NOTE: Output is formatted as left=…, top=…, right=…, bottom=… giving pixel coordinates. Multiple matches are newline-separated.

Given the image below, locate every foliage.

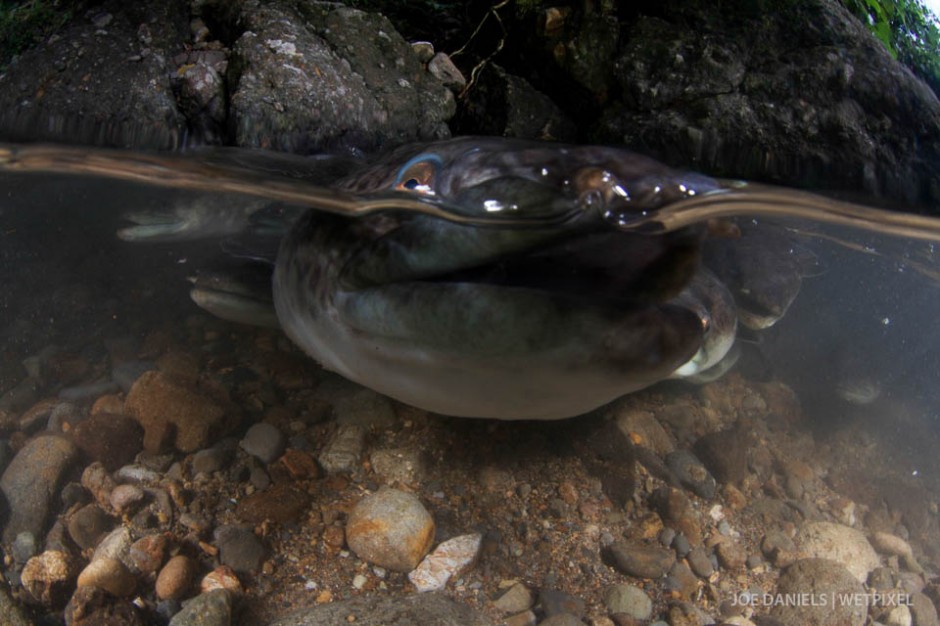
left=0, top=0, right=80, bottom=67
left=841, top=0, right=940, bottom=94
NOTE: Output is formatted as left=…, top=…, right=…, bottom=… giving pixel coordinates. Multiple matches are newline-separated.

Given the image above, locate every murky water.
left=1, top=141, right=939, bottom=623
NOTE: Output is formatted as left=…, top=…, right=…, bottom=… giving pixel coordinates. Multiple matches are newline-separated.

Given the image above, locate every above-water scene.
left=1, top=1, right=940, bottom=625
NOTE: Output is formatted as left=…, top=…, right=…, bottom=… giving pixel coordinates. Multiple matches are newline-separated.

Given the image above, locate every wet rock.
left=235, top=483, right=309, bottom=524
left=64, top=585, right=145, bottom=626
left=110, top=483, right=146, bottom=513
left=1, top=434, right=79, bottom=543
left=427, top=53, right=466, bottom=92
left=687, top=547, right=714, bottom=578
left=665, top=449, right=717, bottom=499
left=408, top=533, right=482, bottom=592
left=129, top=533, right=168, bottom=576
left=318, top=423, right=366, bottom=474
left=667, top=601, right=711, bottom=626
left=268, top=591, right=493, bottom=625
left=239, top=422, right=286, bottom=464
left=614, top=407, right=676, bottom=455
left=604, top=584, right=652, bottom=620
left=93, top=527, right=133, bottom=565
left=215, top=525, right=266, bottom=575
left=371, top=447, right=425, bottom=485
left=493, top=583, right=534, bottom=613
left=604, top=541, right=676, bottom=579
left=540, top=616, right=585, bottom=626
left=192, top=447, right=228, bottom=475
left=911, top=592, right=939, bottom=626
left=12, top=530, right=37, bottom=565
left=157, top=555, right=197, bottom=600
left=795, top=521, right=880, bottom=583
left=68, top=503, right=113, bottom=550
left=504, top=610, right=537, bottom=626
left=77, top=556, right=136, bottom=597
left=666, top=561, right=700, bottom=599
left=114, top=463, right=161, bottom=484
left=346, top=487, right=435, bottom=572
left=125, top=371, right=233, bottom=454
left=81, top=461, right=117, bottom=510
left=0, top=2, right=186, bottom=149
left=229, top=3, right=453, bottom=153
left=0, top=582, right=31, bottom=625
left=168, top=589, right=232, bottom=626
left=649, top=487, right=702, bottom=546
left=715, top=540, right=747, bottom=571
left=693, top=427, right=750, bottom=484
left=21, top=550, right=78, bottom=606
left=885, top=605, right=913, bottom=626
left=201, top=566, right=243, bottom=595
left=770, top=558, right=866, bottom=626
left=869, top=531, right=914, bottom=558
left=540, top=588, right=585, bottom=618
left=332, top=387, right=397, bottom=429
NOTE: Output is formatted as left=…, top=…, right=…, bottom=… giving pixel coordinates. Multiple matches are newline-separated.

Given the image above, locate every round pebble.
left=345, top=487, right=435, bottom=572
left=77, top=556, right=137, bottom=597
left=156, top=555, right=196, bottom=600
left=604, top=584, right=652, bottom=620
left=239, top=422, right=286, bottom=464
left=215, top=525, right=267, bottom=575
left=110, top=483, right=146, bottom=513
left=68, top=504, right=112, bottom=550
left=21, top=550, right=77, bottom=606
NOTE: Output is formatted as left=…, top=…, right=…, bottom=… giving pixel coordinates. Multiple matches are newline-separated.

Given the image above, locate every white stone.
left=408, top=533, right=482, bottom=593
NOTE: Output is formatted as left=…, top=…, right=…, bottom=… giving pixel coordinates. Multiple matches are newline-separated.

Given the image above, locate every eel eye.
left=393, top=154, right=442, bottom=195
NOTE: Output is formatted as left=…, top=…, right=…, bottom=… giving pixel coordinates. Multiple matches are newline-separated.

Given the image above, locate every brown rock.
left=77, top=557, right=137, bottom=597
left=715, top=540, right=747, bottom=571
left=693, top=427, right=750, bottom=484
left=70, top=413, right=144, bottom=472
left=64, top=585, right=145, bottom=626
left=91, top=394, right=125, bottom=415
left=346, top=488, right=435, bottom=572
left=124, top=370, right=233, bottom=453
left=67, top=504, right=113, bottom=551
left=81, top=462, right=117, bottom=511
left=156, top=555, right=196, bottom=600
left=278, top=448, right=320, bottom=479
left=235, top=483, right=310, bottom=524
left=128, top=534, right=168, bottom=576
left=21, top=550, right=77, bottom=606
left=604, top=541, right=676, bottom=579
left=650, top=487, right=702, bottom=546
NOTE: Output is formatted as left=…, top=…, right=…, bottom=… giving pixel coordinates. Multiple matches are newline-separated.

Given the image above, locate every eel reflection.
left=3, top=137, right=938, bottom=418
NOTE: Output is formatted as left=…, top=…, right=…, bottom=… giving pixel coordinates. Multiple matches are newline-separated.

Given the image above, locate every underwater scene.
left=1, top=1, right=940, bottom=626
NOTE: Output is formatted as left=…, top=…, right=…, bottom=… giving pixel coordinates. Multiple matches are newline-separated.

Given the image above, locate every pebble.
left=93, top=527, right=133, bottom=565
left=715, top=540, right=747, bottom=571
left=346, top=487, right=435, bottom=572
left=649, top=487, right=702, bottom=545
left=77, top=556, right=137, bottom=597
left=665, top=449, right=717, bottom=499
left=493, top=583, right=534, bottom=613
left=235, top=483, right=310, bottom=524
left=428, top=52, right=467, bottom=92
left=125, top=370, right=230, bottom=453
left=614, top=407, right=676, bottom=455
left=21, top=549, right=77, bottom=605
left=192, top=447, right=228, bottom=475
left=770, top=558, right=866, bottom=626
left=239, top=422, right=286, bottom=464
left=539, top=614, right=585, bottom=626
left=319, top=423, right=366, bottom=474
left=110, top=483, right=146, bottom=513
left=12, top=531, right=37, bottom=565
left=331, top=387, right=397, bottom=428
left=665, top=561, right=700, bottom=599
left=201, top=566, right=243, bottom=595
left=795, top=521, right=881, bottom=583
left=885, top=605, right=913, bottom=626
left=266, top=591, right=491, bottom=625
left=114, top=463, right=162, bottom=484
left=168, top=589, right=232, bottom=626
left=68, top=503, right=113, bottom=550
left=157, top=555, right=197, bottom=600
left=215, top=525, right=267, bottom=575
left=371, top=447, right=425, bottom=484
left=604, top=584, right=652, bottom=620
left=869, top=531, right=914, bottom=558
left=82, top=461, right=117, bottom=510
left=911, top=592, right=939, bottom=626
left=687, top=547, right=714, bottom=578
left=64, top=585, right=146, bottom=626
left=408, top=533, right=482, bottom=592
left=604, top=541, right=676, bottom=579
left=129, top=533, right=168, bottom=576
left=540, top=588, right=585, bottom=618
left=505, top=610, right=537, bottom=626
left=0, top=434, right=79, bottom=543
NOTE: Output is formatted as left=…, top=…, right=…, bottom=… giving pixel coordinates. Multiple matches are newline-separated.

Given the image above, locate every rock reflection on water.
left=0, top=157, right=939, bottom=625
